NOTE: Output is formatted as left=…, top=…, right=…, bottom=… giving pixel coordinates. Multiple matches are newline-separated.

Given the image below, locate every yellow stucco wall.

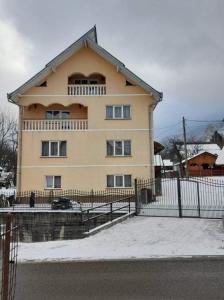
left=17, top=47, right=155, bottom=191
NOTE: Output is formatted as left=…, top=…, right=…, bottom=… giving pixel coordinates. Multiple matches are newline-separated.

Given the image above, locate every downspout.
left=148, top=104, right=155, bottom=181
left=17, top=105, right=23, bottom=194
left=148, top=92, right=162, bottom=180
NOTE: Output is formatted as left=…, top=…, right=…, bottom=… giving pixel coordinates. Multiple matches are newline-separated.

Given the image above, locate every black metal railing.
left=81, top=196, right=134, bottom=232
left=0, top=189, right=135, bottom=211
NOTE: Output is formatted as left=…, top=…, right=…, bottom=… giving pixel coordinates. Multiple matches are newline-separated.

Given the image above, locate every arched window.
left=68, top=73, right=105, bottom=85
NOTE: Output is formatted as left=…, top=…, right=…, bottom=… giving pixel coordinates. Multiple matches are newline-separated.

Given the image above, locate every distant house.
left=154, top=155, right=174, bottom=177
left=175, top=147, right=224, bottom=176
left=173, top=142, right=224, bottom=176
left=181, top=151, right=219, bottom=176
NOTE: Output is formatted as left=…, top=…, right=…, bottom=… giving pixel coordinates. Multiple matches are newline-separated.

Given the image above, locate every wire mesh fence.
left=0, top=214, right=18, bottom=300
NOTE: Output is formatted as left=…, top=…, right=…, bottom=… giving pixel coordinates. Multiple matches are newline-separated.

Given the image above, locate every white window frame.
left=45, top=175, right=62, bottom=189
left=106, top=174, right=132, bottom=188
left=46, top=110, right=70, bottom=119
left=41, top=141, right=67, bottom=157
left=106, top=105, right=131, bottom=119
left=107, top=140, right=131, bottom=156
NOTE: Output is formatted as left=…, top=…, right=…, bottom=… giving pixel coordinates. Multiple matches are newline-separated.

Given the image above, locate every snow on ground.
left=0, top=187, right=16, bottom=196
left=18, top=217, right=224, bottom=262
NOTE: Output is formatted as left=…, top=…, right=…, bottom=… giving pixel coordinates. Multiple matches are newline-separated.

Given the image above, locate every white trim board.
left=21, top=164, right=151, bottom=168
left=20, top=94, right=150, bottom=97
left=22, top=128, right=152, bottom=132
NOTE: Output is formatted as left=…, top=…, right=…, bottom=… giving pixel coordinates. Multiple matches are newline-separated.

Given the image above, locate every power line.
left=186, top=119, right=224, bottom=123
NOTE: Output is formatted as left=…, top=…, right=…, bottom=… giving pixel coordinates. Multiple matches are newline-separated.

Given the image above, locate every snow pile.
left=18, top=217, right=224, bottom=262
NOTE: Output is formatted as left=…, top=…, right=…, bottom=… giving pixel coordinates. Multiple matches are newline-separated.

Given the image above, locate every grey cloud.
left=0, top=0, right=224, bottom=136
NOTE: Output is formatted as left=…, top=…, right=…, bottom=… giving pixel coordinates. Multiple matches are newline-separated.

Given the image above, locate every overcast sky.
left=0, top=0, right=224, bottom=139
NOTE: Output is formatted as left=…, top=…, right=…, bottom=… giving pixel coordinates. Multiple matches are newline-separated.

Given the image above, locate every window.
left=46, top=176, right=61, bottom=189
left=106, top=105, right=130, bottom=119
left=106, top=140, right=131, bottom=156
left=107, top=175, right=132, bottom=188
left=42, top=141, right=67, bottom=157
left=46, top=111, right=70, bottom=119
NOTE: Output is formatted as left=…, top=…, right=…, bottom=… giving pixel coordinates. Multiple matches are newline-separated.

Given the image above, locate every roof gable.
left=8, top=26, right=162, bottom=104
left=183, top=151, right=218, bottom=163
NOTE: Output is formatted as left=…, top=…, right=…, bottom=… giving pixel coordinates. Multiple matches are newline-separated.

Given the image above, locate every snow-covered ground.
left=141, top=177, right=224, bottom=218
left=0, top=187, right=16, bottom=196
left=18, top=217, right=224, bottom=262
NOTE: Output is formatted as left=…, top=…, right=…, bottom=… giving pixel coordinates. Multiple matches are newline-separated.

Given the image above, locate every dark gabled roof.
left=8, top=26, right=163, bottom=104
left=154, top=141, right=164, bottom=154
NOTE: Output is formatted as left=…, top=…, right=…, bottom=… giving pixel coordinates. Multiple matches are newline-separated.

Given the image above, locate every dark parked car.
left=51, top=197, right=73, bottom=210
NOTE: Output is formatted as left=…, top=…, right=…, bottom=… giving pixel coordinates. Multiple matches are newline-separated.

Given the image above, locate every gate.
left=0, top=214, right=18, bottom=300
left=136, top=177, right=224, bottom=218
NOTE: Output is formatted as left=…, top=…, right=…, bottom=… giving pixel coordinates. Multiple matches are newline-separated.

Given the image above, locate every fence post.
left=2, top=213, right=12, bottom=300
left=87, top=210, right=90, bottom=232
left=196, top=182, right=201, bottom=218
left=134, top=178, right=139, bottom=216
left=110, top=202, right=113, bottom=222
left=177, top=176, right=182, bottom=218
left=91, top=189, right=94, bottom=209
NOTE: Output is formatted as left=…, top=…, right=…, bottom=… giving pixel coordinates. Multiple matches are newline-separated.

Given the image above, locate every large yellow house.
left=8, top=26, right=163, bottom=192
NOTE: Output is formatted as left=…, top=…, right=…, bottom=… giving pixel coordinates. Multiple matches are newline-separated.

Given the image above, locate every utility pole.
left=182, top=116, right=188, bottom=177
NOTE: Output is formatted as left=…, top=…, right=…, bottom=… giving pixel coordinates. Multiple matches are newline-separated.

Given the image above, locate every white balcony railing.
left=68, top=84, right=106, bottom=96
left=23, top=119, right=88, bottom=131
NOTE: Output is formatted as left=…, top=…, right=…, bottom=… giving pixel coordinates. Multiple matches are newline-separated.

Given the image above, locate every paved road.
left=15, top=258, right=224, bottom=300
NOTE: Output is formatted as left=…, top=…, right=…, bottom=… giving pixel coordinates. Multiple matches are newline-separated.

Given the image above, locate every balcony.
left=68, top=84, right=106, bottom=96
left=23, top=119, right=88, bottom=131
left=68, top=73, right=106, bottom=96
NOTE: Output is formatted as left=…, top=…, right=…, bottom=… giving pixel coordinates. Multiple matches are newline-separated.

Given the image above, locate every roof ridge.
left=46, top=26, right=97, bottom=67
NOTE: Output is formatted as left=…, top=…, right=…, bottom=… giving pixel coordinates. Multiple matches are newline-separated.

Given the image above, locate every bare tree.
left=0, top=111, right=17, bottom=183
left=162, top=137, right=184, bottom=163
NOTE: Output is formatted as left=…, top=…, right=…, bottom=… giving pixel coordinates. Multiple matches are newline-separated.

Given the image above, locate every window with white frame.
left=106, top=105, right=130, bottom=119
left=41, top=141, right=67, bottom=157
left=107, top=140, right=131, bottom=156
left=107, top=175, right=132, bottom=188
left=45, top=176, right=61, bottom=189
left=46, top=111, right=70, bottom=119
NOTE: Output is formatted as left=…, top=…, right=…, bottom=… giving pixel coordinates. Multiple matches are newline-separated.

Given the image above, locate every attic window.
left=126, top=80, right=134, bottom=86
left=37, top=81, right=47, bottom=87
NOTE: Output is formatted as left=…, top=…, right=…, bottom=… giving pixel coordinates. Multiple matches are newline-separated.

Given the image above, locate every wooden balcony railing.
left=68, top=84, right=106, bottom=96
left=23, top=119, right=88, bottom=131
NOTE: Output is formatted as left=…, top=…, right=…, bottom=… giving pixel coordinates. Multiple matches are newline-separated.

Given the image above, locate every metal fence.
left=0, top=214, right=18, bottom=300
left=0, top=189, right=135, bottom=212
left=82, top=195, right=133, bottom=232
left=136, top=177, right=224, bottom=218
